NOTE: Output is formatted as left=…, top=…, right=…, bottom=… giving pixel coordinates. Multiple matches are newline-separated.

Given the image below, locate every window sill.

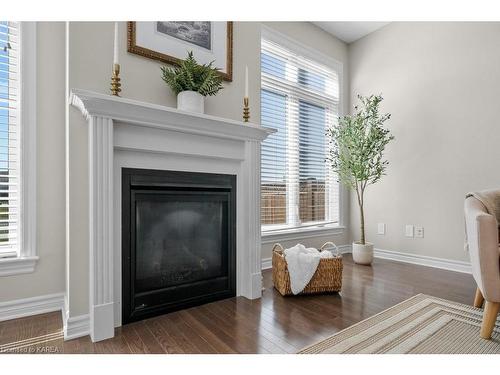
left=0, top=256, right=39, bottom=277
left=261, top=225, right=345, bottom=244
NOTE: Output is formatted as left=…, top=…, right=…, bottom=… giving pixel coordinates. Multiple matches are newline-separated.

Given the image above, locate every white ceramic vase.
left=352, top=241, right=374, bottom=265
left=177, top=90, right=204, bottom=114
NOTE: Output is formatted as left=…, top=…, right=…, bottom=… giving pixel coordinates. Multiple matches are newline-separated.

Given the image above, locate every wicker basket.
left=272, top=242, right=343, bottom=296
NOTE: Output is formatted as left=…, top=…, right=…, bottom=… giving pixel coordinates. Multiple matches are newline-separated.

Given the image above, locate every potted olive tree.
left=161, top=51, right=223, bottom=114
left=327, top=95, right=394, bottom=265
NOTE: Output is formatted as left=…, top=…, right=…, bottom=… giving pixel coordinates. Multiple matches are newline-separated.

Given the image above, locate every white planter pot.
left=177, top=91, right=204, bottom=114
left=352, top=242, right=374, bottom=265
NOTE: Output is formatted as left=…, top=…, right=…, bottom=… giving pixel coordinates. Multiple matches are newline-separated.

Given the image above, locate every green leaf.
left=160, top=51, right=223, bottom=96
left=326, top=94, right=394, bottom=244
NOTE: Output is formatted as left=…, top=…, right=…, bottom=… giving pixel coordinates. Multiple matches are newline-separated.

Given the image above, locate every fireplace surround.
left=69, top=89, right=274, bottom=342
left=122, top=168, right=236, bottom=324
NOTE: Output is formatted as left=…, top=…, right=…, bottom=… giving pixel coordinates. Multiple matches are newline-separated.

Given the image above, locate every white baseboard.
left=337, top=244, right=353, bottom=255
left=0, top=292, right=90, bottom=341
left=373, top=248, right=471, bottom=274
left=0, top=293, right=64, bottom=322
left=262, top=257, right=272, bottom=270
left=339, top=245, right=471, bottom=274
left=261, top=244, right=471, bottom=274
left=61, top=294, right=90, bottom=341
left=63, top=314, right=90, bottom=341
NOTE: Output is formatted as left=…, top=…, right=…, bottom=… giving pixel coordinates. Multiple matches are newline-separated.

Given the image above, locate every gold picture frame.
left=127, top=21, right=233, bottom=82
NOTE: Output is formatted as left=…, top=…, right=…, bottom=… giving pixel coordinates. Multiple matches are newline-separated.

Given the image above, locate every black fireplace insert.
left=122, top=168, right=236, bottom=324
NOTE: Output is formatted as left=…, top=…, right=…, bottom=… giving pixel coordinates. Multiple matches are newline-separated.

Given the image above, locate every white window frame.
left=260, top=26, right=347, bottom=243
left=0, top=22, right=37, bottom=276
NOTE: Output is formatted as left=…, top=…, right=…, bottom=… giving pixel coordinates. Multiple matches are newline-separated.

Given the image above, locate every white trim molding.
left=70, top=89, right=274, bottom=342
left=0, top=21, right=38, bottom=276
left=261, top=225, right=345, bottom=245
left=0, top=293, right=64, bottom=322
left=262, top=257, right=272, bottom=270
left=70, top=89, right=272, bottom=143
left=373, top=248, right=472, bottom=274
left=337, top=244, right=353, bottom=255
left=0, top=256, right=39, bottom=277
left=88, top=115, right=114, bottom=343
left=61, top=294, right=89, bottom=340
left=261, top=245, right=471, bottom=273
left=20, top=21, right=37, bottom=261
left=63, top=314, right=90, bottom=341
left=339, top=245, right=471, bottom=274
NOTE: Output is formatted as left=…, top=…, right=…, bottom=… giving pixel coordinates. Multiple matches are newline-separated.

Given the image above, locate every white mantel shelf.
left=69, top=89, right=274, bottom=343
left=70, top=89, right=274, bottom=142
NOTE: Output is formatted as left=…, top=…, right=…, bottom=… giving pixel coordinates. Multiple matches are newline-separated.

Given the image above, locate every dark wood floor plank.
left=145, top=318, right=184, bottom=354
left=156, top=313, right=203, bottom=353
left=0, top=255, right=476, bottom=354
left=219, top=299, right=299, bottom=353
left=160, top=312, right=218, bottom=354
left=122, top=321, right=151, bottom=353
left=178, top=309, right=237, bottom=354
left=193, top=303, right=270, bottom=353
left=208, top=300, right=286, bottom=354
left=92, top=328, right=132, bottom=354
left=230, top=297, right=313, bottom=344
left=129, top=321, right=165, bottom=354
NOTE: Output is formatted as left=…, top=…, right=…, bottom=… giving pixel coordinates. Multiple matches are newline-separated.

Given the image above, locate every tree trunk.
left=359, top=202, right=365, bottom=245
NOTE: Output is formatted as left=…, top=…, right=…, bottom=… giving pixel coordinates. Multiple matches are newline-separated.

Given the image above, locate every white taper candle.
left=113, top=22, right=119, bottom=65
left=245, top=65, right=249, bottom=98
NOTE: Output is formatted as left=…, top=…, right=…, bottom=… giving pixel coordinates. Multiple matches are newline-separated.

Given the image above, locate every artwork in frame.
left=128, top=21, right=233, bottom=81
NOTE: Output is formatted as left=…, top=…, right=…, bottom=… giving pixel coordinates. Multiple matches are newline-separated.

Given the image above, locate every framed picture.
left=127, top=21, right=233, bottom=81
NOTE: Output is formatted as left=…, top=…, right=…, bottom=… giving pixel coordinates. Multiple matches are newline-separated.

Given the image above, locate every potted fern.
left=161, top=51, right=223, bottom=114
left=327, top=95, right=394, bottom=265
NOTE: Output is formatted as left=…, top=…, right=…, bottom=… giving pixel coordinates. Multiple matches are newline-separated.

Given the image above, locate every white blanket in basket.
left=284, top=244, right=333, bottom=295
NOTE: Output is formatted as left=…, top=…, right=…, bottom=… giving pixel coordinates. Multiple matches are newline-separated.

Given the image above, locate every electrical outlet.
left=405, top=225, right=414, bottom=238
left=415, top=226, right=424, bottom=238
left=377, top=223, right=386, bottom=235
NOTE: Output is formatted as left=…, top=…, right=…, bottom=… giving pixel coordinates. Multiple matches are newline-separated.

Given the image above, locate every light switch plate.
left=405, top=224, right=414, bottom=237
left=377, top=223, right=386, bottom=235
left=415, top=226, right=424, bottom=238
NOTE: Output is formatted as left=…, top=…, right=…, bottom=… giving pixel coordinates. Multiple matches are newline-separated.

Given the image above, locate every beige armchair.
left=464, top=196, right=500, bottom=339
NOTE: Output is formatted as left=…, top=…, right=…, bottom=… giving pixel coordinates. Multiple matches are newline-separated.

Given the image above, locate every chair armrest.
left=468, top=212, right=500, bottom=302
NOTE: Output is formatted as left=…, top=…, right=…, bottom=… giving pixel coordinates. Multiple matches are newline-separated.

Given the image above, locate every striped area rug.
left=0, top=330, right=63, bottom=353
left=299, top=294, right=500, bottom=354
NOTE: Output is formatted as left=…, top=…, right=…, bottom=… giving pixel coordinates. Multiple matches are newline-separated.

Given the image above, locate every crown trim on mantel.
left=70, top=89, right=274, bottom=142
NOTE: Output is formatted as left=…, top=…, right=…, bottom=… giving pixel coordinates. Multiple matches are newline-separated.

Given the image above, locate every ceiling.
left=313, top=22, right=389, bottom=43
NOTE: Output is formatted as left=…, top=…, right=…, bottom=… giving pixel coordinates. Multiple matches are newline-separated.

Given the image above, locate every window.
left=0, top=22, right=20, bottom=258
left=261, top=35, right=340, bottom=233
left=0, top=21, right=37, bottom=275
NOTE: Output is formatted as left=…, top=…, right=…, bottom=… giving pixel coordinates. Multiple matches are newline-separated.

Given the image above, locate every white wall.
left=349, top=22, right=500, bottom=262
left=0, top=22, right=66, bottom=302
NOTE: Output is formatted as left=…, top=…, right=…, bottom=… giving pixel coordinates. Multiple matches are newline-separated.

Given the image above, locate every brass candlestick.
left=243, top=96, right=250, bottom=122
left=110, top=63, right=121, bottom=96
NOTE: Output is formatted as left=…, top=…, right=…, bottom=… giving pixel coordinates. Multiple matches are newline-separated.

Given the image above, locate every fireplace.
left=121, top=168, right=236, bottom=324
left=70, top=90, right=271, bottom=341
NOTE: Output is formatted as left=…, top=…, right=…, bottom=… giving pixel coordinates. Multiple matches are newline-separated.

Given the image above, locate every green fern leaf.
left=160, top=51, right=224, bottom=97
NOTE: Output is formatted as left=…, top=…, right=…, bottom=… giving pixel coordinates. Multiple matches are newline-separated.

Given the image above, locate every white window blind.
left=0, top=21, right=20, bottom=258
left=261, top=38, right=340, bottom=231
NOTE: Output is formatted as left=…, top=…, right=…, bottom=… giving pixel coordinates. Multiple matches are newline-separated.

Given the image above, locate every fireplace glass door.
left=122, top=169, right=236, bottom=324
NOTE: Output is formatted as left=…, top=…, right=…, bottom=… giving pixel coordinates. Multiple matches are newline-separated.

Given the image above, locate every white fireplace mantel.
left=69, top=89, right=274, bottom=342
left=71, top=89, right=272, bottom=142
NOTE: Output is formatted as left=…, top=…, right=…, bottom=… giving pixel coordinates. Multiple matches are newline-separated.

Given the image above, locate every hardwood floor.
left=0, top=254, right=475, bottom=354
